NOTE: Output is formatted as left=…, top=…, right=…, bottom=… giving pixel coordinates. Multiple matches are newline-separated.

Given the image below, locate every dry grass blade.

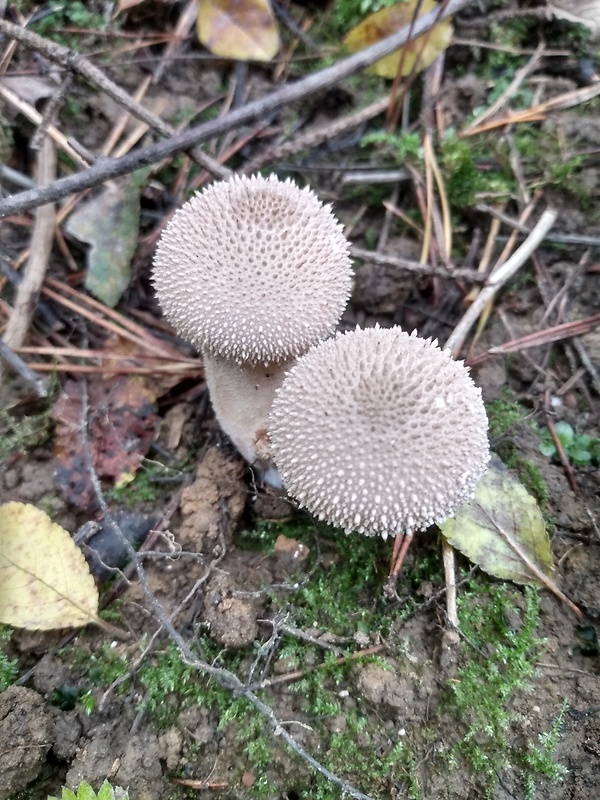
left=461, top=43, right=544, bottom=137
left=488, top=313, right=600, bottom=354
left=445, top=208, right=558, bottom=356
left=0, top=83, right=90, bottom=167
left=463, top=81, right=600, bottom=137
left=43, top=277, right=179, bottom=358
left=0, top=0, right=472, bottom=219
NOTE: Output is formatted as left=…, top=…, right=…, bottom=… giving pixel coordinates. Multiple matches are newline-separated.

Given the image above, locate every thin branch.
left=0, top=17, right=229, bottom=179
left=2, top=138, right=56, bottom=348
left=0, top=0, right=473, bottom=219
left=444, top=208, right=558, bottom=356
left=78, top=384, right=379, bottom=800
left=349, top=246, right=487, bottom=282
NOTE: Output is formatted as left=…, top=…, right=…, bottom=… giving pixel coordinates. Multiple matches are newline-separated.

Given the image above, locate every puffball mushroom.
left=152, top=174, right=352, bottom=482
left=269, top=326, right=490, bottom=543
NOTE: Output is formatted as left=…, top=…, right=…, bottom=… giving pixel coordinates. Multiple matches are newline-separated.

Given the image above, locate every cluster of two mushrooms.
left=153, top=175, right=490, bottom=575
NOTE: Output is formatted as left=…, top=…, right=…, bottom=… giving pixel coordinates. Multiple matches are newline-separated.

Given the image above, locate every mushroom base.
left=203, top=353, right=294, bottom=487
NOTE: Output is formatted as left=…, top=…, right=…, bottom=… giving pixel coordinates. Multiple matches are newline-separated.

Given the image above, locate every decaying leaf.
left=197, top=0, right=279, bottom=62
left=52, top=378, right=158, bottom=510
left=0, top=502, right=99, bottom=630
left=548, top=1, right=600, bottom=38
left=440, top=456, right=554, bottom=586
left=65, top=170, right=148, bottom=308
left=343, top=0, right=453, bottom=79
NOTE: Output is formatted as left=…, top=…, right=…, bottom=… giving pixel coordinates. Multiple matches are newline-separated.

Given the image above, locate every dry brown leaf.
left=52, top=377, right=158, bottom=510
left=197, top=0, right=279, bottom=62
left=344, top=0, right=453, bottom=79
left=0, top=502, right=99, bottom=631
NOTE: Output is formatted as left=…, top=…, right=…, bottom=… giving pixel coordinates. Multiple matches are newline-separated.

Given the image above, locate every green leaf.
left=440, top=456, right=554, bottom=586
left=65, top=169, right=149, bottom=308
left=539, top=441, right=556, bottom=458
left=50, top=790, right=77, bottom=800
left=76, top=784, right=97, bottom=800
left=96, top=782, right=114, bottom=800
left=569, top=449, right=592, bottom=465
left=573, top=433, right=593, bottom=449
left=554, top=421, right=574, bottom=448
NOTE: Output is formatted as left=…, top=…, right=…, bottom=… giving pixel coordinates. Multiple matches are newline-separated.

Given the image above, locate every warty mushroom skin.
left=269, top=326, right=490, bottom=538
left=152, top=174, right=353, bottom=480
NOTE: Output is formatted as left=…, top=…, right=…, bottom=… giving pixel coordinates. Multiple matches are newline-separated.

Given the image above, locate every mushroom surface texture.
left=268, top=326, right=490, bottom=538
left=152, top=173, right=353, bottom=364
left=152, top=174, right=353, bottom=483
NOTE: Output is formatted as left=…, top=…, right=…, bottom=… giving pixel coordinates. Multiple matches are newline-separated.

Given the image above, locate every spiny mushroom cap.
left=152, top=174, right=352, bottom=365
left=269, top=326, right=490, bottom=538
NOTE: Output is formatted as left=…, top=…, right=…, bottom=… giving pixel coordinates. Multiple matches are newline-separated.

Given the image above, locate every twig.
left=0, top=17, right=229, bottom=180
left=349, top=246, right=487, bottom=282
left=1, top=138, right=55, bottom=393
left=488, top=313, right=600, bottom=354
left=543, top=391, right=579, bottom=495
left=0, top=83, right=91, bottom=167
left=246, top=644, right=384, bottom=694
left=241, top=96, right=390, bottom=174
left=444, top=208, right=558, bottom=356
left=441, top=538, right=458, bottom=630
left=0, top=339, right=48, bottom=397
left=151, top=0, right=197, bottom=85
left=0, top=0, right=474, bottom=218
left=78, top=387, right=379, bottom=800
left=461, top=43, right=544, bottom=137
left=30, top=73, right=74, bottom=151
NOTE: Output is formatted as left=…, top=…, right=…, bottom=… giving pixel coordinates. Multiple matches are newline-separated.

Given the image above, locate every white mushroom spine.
left=151, top=174, right=353, bottom=481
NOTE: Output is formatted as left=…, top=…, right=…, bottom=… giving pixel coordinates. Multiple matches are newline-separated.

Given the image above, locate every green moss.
left=312, top=714, right=421, bottom=799
left=443, top=582, right=565, bottom=798
left=361, top=130, right=424, bottom=164
left=62, top=642, right=130, bottom=690
left=0, top=404, right=53, bottom=463
left=485, top=399, right=550, bottom=506
left=486, top=398, right=529, bottom=440
left=240, top=517, right=392, bottom=635
left=105, top=458, right=188, bottom=507
left=30, top=1, right=109, bottom=48
left=0, top=625, right=17, bottom=691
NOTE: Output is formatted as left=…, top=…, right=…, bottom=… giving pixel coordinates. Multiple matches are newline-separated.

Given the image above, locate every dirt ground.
left=1, top=2, right=600, bottom=799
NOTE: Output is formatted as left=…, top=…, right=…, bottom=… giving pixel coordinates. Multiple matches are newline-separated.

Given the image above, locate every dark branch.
left=0, top=0, right=472, bottom=218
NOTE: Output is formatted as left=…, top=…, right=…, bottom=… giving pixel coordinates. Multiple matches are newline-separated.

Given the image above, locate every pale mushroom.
left=268, top=325, right=490, bottom=566
left=152, top=174, right=352, bottom=483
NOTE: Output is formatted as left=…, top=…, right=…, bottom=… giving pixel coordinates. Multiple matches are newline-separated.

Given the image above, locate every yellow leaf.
left=0, top=502, right=99, bottom=631
left=197, top=0, right=280, bottom=62
left=343, top=0, right=453, bottom=79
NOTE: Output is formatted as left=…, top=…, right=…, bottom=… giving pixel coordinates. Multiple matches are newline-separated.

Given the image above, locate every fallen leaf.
left=53, top=378, right=158, bottom=510
left=197, top=0, right=279, bottom=62
left=65, top=169, right=149, bottom=308
left=0, top=502, right=99, bottom=630
left=548, top=1, right=600, bottom=38
left=440, top=456, right=554, bottom=586
left=344, top=0, right=453, bottom=79
left=0, top=75, right=57, bottom=105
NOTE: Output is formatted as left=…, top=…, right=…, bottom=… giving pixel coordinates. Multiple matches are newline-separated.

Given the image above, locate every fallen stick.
left=0, top=0, right=473, bottom=219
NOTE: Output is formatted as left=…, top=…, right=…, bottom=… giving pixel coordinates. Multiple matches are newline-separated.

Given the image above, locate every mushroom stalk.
left=203, top=353, right=293, bottom=487
left=152, top=174, right=353, bottom=482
